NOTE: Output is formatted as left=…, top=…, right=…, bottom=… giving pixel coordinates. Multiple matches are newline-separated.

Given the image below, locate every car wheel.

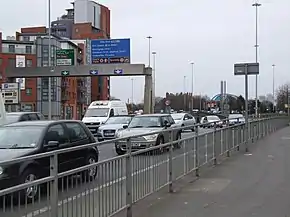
left=19, top=168, right=40, bottom=203
left=83, top=153, right=98, bottom=181
left=174, top=132, right=182, bottom=149
left=116, top=148, right=126, bottom=155
left=155, top=136, right=165, bottom=154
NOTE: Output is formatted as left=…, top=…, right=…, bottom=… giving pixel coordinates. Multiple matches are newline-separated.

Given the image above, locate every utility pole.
left=48, top=0, right=52, bottom=120
left=252, top=1, right=262, bottom=117
left=190, top=62, right=194, bottom=111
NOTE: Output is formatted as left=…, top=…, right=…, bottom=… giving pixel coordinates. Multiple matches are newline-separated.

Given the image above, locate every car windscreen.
left=4, top=115, right=21, bottom=125
left=171, top=114, right=184, bottom=120
left=128, top=116, right=161, bottom=128
left=84, top=108, right=109, bottom=117
left=105, top=116, right=131, bottom=124
left=0, top=126, right=44, bottom=149
left=229, top=114, right=244, bottom=119
left=207, top=116, right=220, bottom=121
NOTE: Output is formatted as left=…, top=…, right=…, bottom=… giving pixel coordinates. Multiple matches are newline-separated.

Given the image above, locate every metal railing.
left=0, top=115, right=288, bottom=217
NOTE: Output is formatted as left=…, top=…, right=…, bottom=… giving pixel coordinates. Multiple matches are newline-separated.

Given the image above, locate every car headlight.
left=143, top=134, right=158, bottom=141
left=0, top=166, right=3, bottom=175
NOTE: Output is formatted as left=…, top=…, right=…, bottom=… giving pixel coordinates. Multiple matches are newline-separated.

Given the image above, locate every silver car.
left=171, top=113, right=196, bottom=131
left=97, top=116, right=133, bottom=141
left=228, top=114, right=245, bottom=126
left=114, top=114, right=182, bottom=155
left=200, top=115, right=223, bottom=128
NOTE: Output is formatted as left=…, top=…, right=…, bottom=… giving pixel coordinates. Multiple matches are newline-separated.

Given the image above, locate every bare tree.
left=276, top=83, right=290, bottom=111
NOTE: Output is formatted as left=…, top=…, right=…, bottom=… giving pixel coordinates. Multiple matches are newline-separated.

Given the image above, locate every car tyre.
left=82, top=153, right=98, bottom=181
left=116, top=148, right=126, bottom=155
left=19, top=168, right=40, bottom=204
left=155, top=136, right=165, bottom=154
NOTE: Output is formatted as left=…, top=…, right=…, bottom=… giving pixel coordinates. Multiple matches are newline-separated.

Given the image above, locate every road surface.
left=131, top=127, right=290, bottom=217
left=1, top=127, right=228, bottom=217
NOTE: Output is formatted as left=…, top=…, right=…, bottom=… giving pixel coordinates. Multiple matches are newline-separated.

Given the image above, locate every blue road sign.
left=89, top=70, right=99, bottom=75
left=91, top=39, right=130, bottom=64
left=3, top=84, right=8, bottom=89
left=114, top=69, right=123, bottom=75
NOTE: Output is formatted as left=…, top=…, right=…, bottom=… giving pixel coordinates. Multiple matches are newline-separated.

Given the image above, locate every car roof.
left=4, top=120, right=83, bottom=127
left=135, top=113, right=170, bottom=117
left=6, top=112, right=41, bottom=116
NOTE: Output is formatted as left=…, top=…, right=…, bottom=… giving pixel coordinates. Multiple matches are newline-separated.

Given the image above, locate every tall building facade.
left=51, top=0, right=111, bottom=101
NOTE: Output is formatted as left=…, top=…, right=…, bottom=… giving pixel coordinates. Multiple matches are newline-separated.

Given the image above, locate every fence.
left=0, top=115, right=288, bottom=217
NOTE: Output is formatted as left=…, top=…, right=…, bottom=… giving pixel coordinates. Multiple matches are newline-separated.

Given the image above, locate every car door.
left=187, top=114, right=195, bottom=126
left=64, top=122, right=91, bottom=169
left=43, top=123, right=70, bottom=173
left=183, top=114, right=190, bottom=126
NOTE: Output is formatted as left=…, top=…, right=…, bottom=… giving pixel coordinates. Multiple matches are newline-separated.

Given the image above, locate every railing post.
left=226, top=120, right=230, bottom=157
left=194, top=125, right=199, bottom=177
left=126, top=138, right=133, bottom=217
left=168, top=130, right=174, bottom=193
left=50, top=153, right=58, bottom=217
left=213, top=122, right=217, bottom=165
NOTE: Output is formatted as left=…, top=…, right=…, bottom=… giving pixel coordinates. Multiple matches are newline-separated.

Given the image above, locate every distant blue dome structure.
left=211, top=93, right=238, bottom=101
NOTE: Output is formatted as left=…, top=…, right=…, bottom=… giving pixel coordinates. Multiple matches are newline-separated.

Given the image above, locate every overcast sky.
left=1, top=0, right=290, bottom=103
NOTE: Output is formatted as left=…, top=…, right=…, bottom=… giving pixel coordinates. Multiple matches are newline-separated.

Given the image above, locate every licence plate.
left=105, top=133, right=114, bottom=136
left=132, top=143, right=141, bottom=147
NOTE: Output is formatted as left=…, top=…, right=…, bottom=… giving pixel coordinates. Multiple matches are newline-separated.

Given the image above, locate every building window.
left=26, top=59, right=33, bottom=67
left=25, top=46, right=32, bottom=54
left=23, top=36, right=30, bottom=42
left=8, top=58, right=16, bottom=66
left=8, top=45, right=15, bottom=53
left=25, top=88, right=32, bottom=95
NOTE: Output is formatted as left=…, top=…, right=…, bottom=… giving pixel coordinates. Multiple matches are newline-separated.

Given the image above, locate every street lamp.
left=131, top=78, right=134, bottom=105
left=190, top=62, right=194, bottom=111
left=48, top=0, right=52, bottom=119
left=146, top=36, right=152, bottom=67
left=152, top=51, right=156, bottom=110
left=252, top=1, right=262, bottom=117
left=272, top=64, right=275, bottom=112
left=183, top=75, right=186, bottom=110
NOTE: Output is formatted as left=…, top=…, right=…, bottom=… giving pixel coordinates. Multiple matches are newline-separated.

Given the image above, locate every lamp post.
left=190, top=62, right=194, bottom=111
left=48, top=0, right=52, bottom=120
left=252, top=1, right=262, bottom=117
left=272, top=64, right=275, bottom=112
left=146, top=36, right=152, bottom=67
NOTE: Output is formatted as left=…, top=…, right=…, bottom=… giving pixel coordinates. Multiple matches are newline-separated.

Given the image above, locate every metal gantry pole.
left=147, top=36, right=152, bottom=67
left=272, top=64, right=275, bottom=112
left=152, top=51, right=156, bottom=110
left=183, top=75, right=186, bottom=110
left=48, top=0, right=52, bottom=120
left=252, top=2, right=261, bottom=117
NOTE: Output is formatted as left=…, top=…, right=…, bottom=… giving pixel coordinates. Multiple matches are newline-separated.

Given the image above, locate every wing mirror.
left=46, top=141, right=59, bottom=148
left=123, top=125, right=128, bottom=129
left=164, top=121, right=171, bottom=128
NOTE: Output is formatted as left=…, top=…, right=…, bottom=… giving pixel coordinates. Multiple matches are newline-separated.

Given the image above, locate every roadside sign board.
left=91, top=39, right=130, bottom=64
left=234, top=63, right=259, bottom=75
left=1, top=83, right=20, bottom=104
left=16, top=55, right=26, bottom=90
left=56, top=49, right=75, bottom=66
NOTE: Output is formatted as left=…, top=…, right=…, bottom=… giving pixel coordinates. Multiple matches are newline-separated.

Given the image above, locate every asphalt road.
left=1, top=127, right=244, bottom=217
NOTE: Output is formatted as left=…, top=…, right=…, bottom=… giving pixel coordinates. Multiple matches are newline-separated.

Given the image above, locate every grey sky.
left=1, top=0, right=289, bottom=103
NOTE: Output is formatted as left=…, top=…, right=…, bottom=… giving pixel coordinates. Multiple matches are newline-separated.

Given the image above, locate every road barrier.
left=0, top=115, right=288, bottom=217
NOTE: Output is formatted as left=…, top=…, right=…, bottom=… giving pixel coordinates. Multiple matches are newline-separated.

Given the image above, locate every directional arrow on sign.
left=61, top=70, right=70, bottom=76
left=114, top=69, right=123, bottom=74
left=89, top=70, right=99, bottom=75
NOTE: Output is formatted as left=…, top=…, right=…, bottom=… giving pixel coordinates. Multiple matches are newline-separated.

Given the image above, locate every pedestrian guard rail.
left=0, top=114, right=289, bottom=217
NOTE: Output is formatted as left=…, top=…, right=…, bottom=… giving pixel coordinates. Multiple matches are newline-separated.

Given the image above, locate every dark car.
left=0, top=120, right=98, bottom=202
left=4, top=112, right=45, bottom=125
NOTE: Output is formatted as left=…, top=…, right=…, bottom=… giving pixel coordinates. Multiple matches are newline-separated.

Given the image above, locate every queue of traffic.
left=0, top=98, right=247, bottom=203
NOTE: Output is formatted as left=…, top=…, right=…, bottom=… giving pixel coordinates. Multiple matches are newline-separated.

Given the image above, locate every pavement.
left=130, top=126, right=290, bottom=217
left=0, top=127, right=238, bottom=217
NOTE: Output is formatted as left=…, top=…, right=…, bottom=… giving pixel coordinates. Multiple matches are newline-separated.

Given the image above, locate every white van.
left=82, top=100, right=128, bottom=135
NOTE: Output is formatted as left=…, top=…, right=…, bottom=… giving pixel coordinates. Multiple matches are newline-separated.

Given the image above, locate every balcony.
left=1, top=47, right=36, bottom=54
left=61, top=94, right=69, bottom=102
left=77, top=96, right=86, bottom=104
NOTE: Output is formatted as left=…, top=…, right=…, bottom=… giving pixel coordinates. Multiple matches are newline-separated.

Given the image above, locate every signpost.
left=1, top=83, right=20, bottom=104
left=15, top=55, right=26, bottom=90
left=56, top=49, right=75, bottom=66
left=234, top=62, right=259, bottom=152
left=91, top=39, right=130, bottom=64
